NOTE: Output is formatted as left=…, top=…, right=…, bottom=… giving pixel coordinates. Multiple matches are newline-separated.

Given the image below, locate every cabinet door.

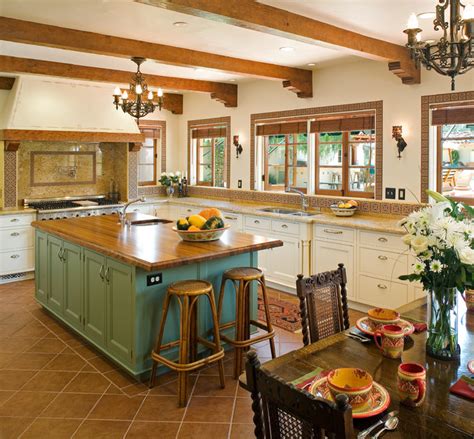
left=153, top=204, right=170, bottom=219
left=244, top=227, right=272, bottom=275
left=63, top=242, right=83, bottom=331
left=314, top=240, right=355, bottom=299
left=47, top=235, right=64, bottom=315
left=268, top=235, right=301, bottom=289
left=35, top=231, right=48, bottom=305
left=83, top=249, right=107, bottom=347
left=106, top=258, right=134, bottom=364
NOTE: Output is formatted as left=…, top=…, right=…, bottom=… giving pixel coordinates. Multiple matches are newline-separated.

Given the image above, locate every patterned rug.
left=258, top=295, right=301, bottom=333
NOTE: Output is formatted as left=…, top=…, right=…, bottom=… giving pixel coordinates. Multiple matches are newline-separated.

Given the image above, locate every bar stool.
left=217, top=267, right=276, bottom=379
left=149, top=280, right=225, bottom=407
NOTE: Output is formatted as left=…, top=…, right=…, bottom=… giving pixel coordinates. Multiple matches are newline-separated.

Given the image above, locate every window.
left=138, top=128, right=160, bottom=186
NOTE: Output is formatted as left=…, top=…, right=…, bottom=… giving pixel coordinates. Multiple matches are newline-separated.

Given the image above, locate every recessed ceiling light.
left=307, top=63, right=316, bottom=66
left=279, top=46, right=295, bottom=52
left=417, top=12, right=435, bottom=19
left=173, top=21, right=188, bottom=27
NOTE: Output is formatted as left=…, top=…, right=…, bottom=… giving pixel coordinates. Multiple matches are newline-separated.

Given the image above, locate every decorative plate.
left=309, top=376, right=391, bottom=419
left=468, top=360, right=474, bottom=374
left=356, top=316, right=415, bottom=337
left=172, top=225, right=230, bottom=242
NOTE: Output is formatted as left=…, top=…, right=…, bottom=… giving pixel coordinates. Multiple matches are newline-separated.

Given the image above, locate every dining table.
left=240, top=298, right=474, bottom=438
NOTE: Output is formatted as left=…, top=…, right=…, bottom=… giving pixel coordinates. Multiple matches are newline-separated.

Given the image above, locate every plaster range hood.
left=0, top=75, right=144, bottom=143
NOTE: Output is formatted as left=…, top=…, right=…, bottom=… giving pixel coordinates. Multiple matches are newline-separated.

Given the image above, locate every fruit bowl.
left=172, top=225, right=231, bottom=242
left=330, top=204, right=358, bottom=217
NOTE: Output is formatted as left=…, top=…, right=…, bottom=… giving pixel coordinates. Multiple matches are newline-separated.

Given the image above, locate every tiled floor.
left=0, top=280, right=364, bottom=438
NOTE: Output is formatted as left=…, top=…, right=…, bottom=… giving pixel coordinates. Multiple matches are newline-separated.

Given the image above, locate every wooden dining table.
left=240, top=299, right=474, bottom=438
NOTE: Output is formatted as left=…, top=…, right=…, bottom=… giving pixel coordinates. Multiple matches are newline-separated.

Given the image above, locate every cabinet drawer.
left=221, top=211, right=243, bottom=231
left=178, top=206, right=201, bottom=217
left=315, top=225, right=354, bottom=243
left=0, top=227, right=34, bottom=250
left=358, top=275, right=409, bottom=309
left=0, top=214, right=35, bottom=228
left=359, top=230, right=406, bottom=251
left=245, top=216, right=271, bottom=231
left=271, top=219, right=299, bottom=236
left=129, top=205, right=151, bottom=215
left=359, top=247, right=408, bottom=279
left=0, top=249, right=35, bottom=275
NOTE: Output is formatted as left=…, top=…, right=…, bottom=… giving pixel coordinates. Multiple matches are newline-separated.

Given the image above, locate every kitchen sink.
left=258, top=208, right=319, bottom=217
left=290, top=211, right=319, bottom=217
left=130, top=218, right=173, bottom=226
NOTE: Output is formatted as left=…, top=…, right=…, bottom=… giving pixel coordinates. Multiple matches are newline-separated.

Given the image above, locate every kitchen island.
left=32, top=213, right=282, bottom=377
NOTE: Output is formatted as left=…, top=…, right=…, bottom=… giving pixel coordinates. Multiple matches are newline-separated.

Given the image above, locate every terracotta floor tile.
left=199, top=358, right=235, bottom=376
left=63, top=372, right=111, bottom=394
left=0, top=323, right=28, bottom=337
left=121, top=382, right=149, bottom=397
left=40, top=392, right=101, bottom=419
left=12, top=322, right=50, bottom=338
left=0, top=369, right=37, bottom=390
left=0, top=391, right=57, bottom=417
left=0, top=416, right=34, bottom=439
left=26, top=338, right=66, bottom=354
left=73, top=343, right=102, bottom=360
left=0, top=390, right=15, bottom=404
left=177, top=422, right=230, bottom=438
left=135, top=395, right=185, bottom=422
left=232, top=396, right=254, bottom=424
left=149, top=376, right=197, bottom=397
left=0, top=353, right=16, bottom=368
left=230, top=423, right=255, bottom=438
left=105, top=384, right=124, bottom=395
left=43, top=353, right=87, bottom=371
left=192, top=374, right=237, bottom=397
left=87, top=356, right=119, bottom=373
left=125, top=421, right=180, bottom=438
left=0, top=337, right=39, bottom=353
left=5, top=352, right=56, bottom=370
left=21, top=418, right=82, bottom=439
left=73, top=420, right=131, bottom=438
left=184, top=396, right=234, bottom=423
left=22, top=370, right=77, bottom=392
left=103, top=369, right=139, bottom=389
left=88, top=394, right=145, bottom=420
left=236, top=384, right=250, bottom=397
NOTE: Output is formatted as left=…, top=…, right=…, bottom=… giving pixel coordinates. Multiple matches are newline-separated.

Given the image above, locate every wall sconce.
left=233, top=135, right=243, bottom=159
left=392, top=125, right=407, bottom=159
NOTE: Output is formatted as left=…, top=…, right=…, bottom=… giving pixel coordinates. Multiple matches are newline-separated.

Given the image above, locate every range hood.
left=0, top=75, right=144, bottom=143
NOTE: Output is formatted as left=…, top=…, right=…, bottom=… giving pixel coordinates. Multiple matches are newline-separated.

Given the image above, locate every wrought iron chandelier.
left=404, top=0, right=474, bottom=90
left=113, top=57, right=163, bottom=122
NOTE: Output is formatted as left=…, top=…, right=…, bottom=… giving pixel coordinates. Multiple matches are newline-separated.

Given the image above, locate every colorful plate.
left=356, top=316, right=415, bottom=337
left=468, top=360, right=474, bottom=374
left=309, top=376, right=391, bottom=419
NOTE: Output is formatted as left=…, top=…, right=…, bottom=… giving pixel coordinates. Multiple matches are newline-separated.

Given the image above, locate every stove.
left=25, top=195, right=124, bottom=220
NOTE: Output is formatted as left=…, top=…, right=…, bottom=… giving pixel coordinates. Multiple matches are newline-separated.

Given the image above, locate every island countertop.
left=32, top=213, right=283, bottom=271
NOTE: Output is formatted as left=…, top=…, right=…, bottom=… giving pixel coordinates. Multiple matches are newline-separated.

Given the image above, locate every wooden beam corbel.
left=162, top=93, right=183, bottom=114
left=388, top=61, right=421, bottom=85
left=210, top=90, right=238, bottom=108
left=0, top=77, right=15, bottom=90
left=128, top=142, right=142, bottom=152
left=5, top=141, right=20, bottom=151
left=282, top=78, right=313, bottom=98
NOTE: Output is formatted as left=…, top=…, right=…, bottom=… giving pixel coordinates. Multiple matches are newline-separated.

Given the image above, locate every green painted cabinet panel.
left=47, top=235, right=64, bottom=315
left=63, top=242, right=83, bottom=331
left=35, top=231, right=48, bottom=305
left=106, top=258, right=134, bottom=365
left=83, top=249, right=107, bottom=348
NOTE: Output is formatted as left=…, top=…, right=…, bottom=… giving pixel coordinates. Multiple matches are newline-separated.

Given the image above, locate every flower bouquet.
left=399, top=190, right=473, bottom=360
left=159, top=171, right=181, bottom=197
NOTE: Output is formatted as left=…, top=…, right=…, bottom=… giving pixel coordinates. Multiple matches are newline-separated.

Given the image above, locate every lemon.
left=188, top=214, right=207, bottom=229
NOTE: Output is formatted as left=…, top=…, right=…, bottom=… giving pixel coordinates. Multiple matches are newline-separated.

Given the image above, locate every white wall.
left=177, top=59, right=473, bottom=201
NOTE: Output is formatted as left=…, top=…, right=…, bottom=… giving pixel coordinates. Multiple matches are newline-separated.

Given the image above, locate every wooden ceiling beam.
left=0, top=55, right=236, bottom=108
left=0, top=17, right=312, bottom=98
left=138, top=0, right=420, bottom=85
left=0, top=77, right=15, bottom=90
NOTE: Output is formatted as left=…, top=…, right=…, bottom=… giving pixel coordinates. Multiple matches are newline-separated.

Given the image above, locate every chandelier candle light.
left=404, top=0, right=474, bottom=90
left=113, top=57, right=164, bottom=122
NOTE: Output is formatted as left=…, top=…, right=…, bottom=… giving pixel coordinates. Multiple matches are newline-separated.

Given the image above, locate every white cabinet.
left=177, top=205, right=201, bottom=218
left=221, top=211, right=243, bottom=232
left=129, top=205, right=151, bottom=215
left=269, top=235, right=301, bottom=288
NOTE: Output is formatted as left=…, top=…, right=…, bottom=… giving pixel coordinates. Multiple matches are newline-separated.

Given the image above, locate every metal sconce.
left=392, top=126, right=407, bottom=159
left=233, top=135, right=243, bottom=158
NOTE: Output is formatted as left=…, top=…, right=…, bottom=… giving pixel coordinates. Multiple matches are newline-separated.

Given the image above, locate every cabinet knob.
left=10, top=254, right=20, bottom=259
left=378, top=237, right=388, bottom=243
left=10, top=232, right=20, bottom=237
left=224, top=216, right=236, bottom=221
left=323, top=229, right=343, bottom=235
left=377, top=283, right=388, bottom=290
left=254, top=220, right=260, bottom=224
left=378, top=255, right=388, bottom=261
left=10, top=218, right=19, bottom=222
left=281, top=224, right=288, bottom=229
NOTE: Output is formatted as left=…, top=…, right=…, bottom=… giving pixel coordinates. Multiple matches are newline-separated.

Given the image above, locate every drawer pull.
left=10, top=232, right=20, bottom=237
left=378, top=237, right=388, bottom=243
left=10, top=218, right=20, bottom=222
left=323, top=229, right=343, bottom=235
left=10, top=254, right=20, bottom=259
left=281, top=224, right=288, bottom=229
left=187, top=209, right=193, bottom=212
left=378, top=255, right=388, bottom=261
left=254, top=220, right=260, bottom=224
left=224, top=216, right=236, bottom=221
left=377, top=283, right=388, bottom=290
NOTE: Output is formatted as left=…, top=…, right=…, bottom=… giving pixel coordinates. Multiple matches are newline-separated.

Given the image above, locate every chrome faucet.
left=119, top=196, right=146, bottom=226
left=286, top=187, right=309, bottom=211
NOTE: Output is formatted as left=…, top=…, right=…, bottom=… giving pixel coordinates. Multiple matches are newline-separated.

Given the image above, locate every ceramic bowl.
left=330, top=205, right=358, bottom=217
left=172, top=225, right=230, bottom=242
left=327, top=368, right=373, bottom=409
left=368, top=307, right=400, bottom=328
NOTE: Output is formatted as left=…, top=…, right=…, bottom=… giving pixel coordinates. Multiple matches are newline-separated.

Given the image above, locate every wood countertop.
left=32, top=213, right=283, bottom=271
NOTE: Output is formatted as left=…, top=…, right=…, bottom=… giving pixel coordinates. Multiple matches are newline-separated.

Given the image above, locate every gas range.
left=25, top=195, right=124, bottom=221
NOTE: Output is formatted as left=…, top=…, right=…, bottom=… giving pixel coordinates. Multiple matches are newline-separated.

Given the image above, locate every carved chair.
left=296, top=263, right=350, bottom=346
left=245, top=350, right=354, bottom=439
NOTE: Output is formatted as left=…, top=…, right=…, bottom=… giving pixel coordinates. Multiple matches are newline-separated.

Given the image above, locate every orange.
left=188, top=225, right=201, bottom=232
left=199, top=208, right=223, bottom=220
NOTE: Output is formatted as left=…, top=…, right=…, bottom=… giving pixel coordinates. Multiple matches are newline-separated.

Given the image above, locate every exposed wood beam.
left=125, top=91, right=184, bottom=114
left=0, top=77, right=15, bottom=90
left=0, top=129, right=145, bottom=143
left=0, top=17, right=312, bottom=98
left=128, top=142, right=142, bottom=152
left=138, top=0, right=420, bottom=85
left=0, top=55, right=236, bottom=108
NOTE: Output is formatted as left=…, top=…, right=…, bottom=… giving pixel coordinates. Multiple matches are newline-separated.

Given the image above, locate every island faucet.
left=119, top=196, right=146, bottom=226
left=285, top=187, right=309, bottom=211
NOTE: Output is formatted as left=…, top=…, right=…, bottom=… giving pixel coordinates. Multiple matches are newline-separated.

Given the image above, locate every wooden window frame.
left=196, top=136, right=225, bottom=187
left=138, top=128, right=160, bottom=186
left=137, top=120, right=166, bottom=187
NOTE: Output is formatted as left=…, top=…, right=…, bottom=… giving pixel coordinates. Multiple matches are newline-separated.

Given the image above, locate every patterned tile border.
left=4, top=150, right=17, bottom=208
left=249, top=101, right=384, bottom=199
left=187, top=116, right=231, bottom=187
left=420, top=90, right=474, bottom=203
left=127, top=150, right=138, bottom=200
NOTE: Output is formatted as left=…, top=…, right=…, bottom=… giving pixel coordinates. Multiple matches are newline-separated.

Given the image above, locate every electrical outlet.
left=398, top=188, right=406, bottom=200
left=147, top=273, right=162, bottom=286
left=238, top=179, right=242, bottom=188
left=385, top=187, right=396, bottom=199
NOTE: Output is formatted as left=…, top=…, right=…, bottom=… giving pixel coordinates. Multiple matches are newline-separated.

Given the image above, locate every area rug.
left=257, top=295, right=301, bottom=333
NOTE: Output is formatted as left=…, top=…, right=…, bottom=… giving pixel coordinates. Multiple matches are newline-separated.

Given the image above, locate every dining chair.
left=296, top=263, right=350, bottom=346
left=245, top=350, right=354, bottom=439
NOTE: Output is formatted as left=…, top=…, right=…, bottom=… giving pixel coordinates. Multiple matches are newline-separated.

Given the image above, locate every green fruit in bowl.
left=202, top=216, right=225, bottom=230
left=176, top=218, right=190, bottom=230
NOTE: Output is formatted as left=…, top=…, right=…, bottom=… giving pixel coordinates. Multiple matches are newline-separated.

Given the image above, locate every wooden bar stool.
left=149, top=280, right=225, bottom=407
left=217, top=267, right=276, bottom=379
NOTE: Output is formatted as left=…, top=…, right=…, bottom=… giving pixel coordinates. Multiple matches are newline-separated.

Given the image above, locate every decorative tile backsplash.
left=4, top=151, right=17, bottom=208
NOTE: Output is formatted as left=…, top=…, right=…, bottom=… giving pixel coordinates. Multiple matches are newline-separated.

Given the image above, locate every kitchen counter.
left=0, top=206, right=36, bottom=215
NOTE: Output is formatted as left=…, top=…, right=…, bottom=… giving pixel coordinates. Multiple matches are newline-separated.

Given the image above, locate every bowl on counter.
left=172, top=225, right=231, bottom=242
left=330, top=204, right=358, bottom=217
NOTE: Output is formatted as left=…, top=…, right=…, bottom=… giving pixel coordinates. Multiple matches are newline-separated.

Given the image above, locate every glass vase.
left=426, top=288, right=460, bottom=361
left=166, top=186, right=174, bottom=198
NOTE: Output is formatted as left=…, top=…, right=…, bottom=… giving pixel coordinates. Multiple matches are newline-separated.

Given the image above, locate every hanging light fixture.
left=112, top=57, right=164, bottom=122
left=404, top=1, right=474, bottom=90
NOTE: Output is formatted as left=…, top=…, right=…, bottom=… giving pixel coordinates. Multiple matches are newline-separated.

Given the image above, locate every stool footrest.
left=151, top=349, right=224, bottom=372
left=220, top=329, right=275, bottom=348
